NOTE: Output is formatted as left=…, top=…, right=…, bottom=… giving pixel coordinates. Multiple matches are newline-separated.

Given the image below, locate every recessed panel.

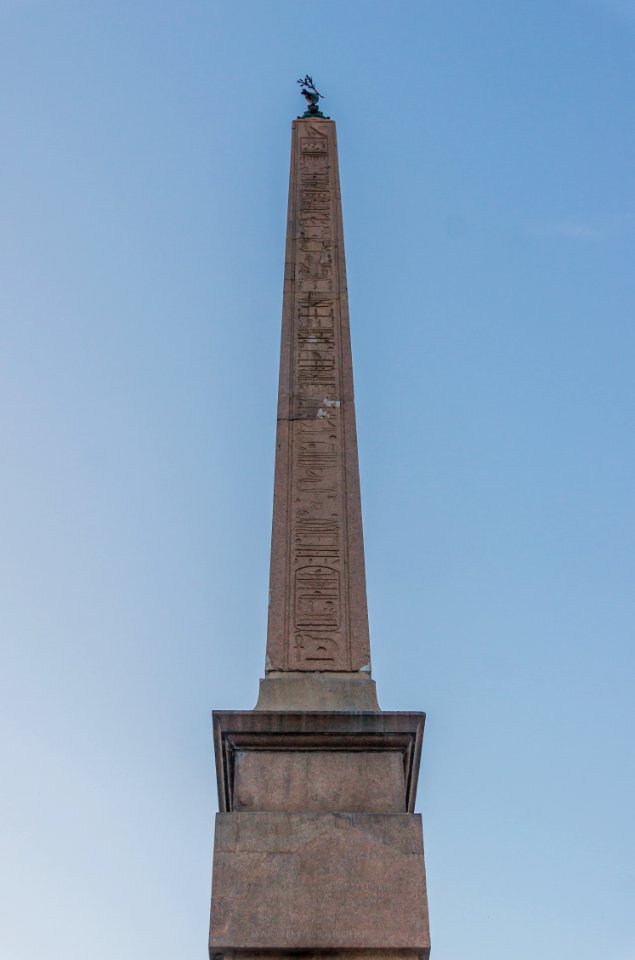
left=233, top=750, right=406, bottom=813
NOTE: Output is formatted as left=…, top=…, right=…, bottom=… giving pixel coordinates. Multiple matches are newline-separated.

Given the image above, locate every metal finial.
left=297, top=75, right=327, bottom=118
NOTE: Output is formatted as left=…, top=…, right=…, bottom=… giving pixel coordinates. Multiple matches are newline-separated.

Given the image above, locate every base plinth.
left=210, top=812, right=429, bottom=957
left=210, top=710, right=429, bottom=959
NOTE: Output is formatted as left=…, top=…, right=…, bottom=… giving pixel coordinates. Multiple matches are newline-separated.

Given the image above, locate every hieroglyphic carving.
left=288, top=129, right=346, bottom=667
left=301, top=137, right=328, bottom=153
left=299, top=212, right=331, bottom=232
left=295, top=566, right=340, bottom=623
left=297, top=242, right=333, bottom=279
left=295, top=518, right=339, bottom=558
left=298, top=299, right=335, bottom=331
left=300, top=151, right=329, bottom=192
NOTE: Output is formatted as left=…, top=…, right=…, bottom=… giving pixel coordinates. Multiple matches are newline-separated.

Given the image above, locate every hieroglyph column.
left=266, top=118, right=370, bottom=674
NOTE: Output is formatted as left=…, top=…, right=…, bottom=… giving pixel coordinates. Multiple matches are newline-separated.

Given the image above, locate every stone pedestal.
left=209, top=711, right=430, bottom=960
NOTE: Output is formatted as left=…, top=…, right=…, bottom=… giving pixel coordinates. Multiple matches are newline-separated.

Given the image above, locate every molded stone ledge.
left=213, top=710, right=425, bottom=815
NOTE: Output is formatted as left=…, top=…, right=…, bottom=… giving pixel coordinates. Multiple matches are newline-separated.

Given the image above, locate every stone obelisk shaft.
left=266, top=118, right=370, bottom=675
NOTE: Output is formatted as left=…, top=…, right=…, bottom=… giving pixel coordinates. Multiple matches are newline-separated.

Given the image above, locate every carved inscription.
left=295, top=566, right=340, bottom=625
left=290, top=129, right=346, bottom=668
left=301, top=137, right=328, bottom=153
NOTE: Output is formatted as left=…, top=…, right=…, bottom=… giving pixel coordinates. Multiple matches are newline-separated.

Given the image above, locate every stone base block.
left=210, top=812, right=430, bottom=957
left=216, top=953, right=425, bottom=960
left=255, top=673, right=380, bottom=711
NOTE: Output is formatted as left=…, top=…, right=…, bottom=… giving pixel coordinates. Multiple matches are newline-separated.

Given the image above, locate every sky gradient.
left=1, top=2, right=634, bottom=959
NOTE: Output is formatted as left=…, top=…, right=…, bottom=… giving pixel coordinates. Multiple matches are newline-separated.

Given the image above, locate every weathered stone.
left=266, top=119, right=371, bottom=676
left=212, top=710, right=425, bottom=816
left=220, top=952, right=424, bottom=960
left=210, top=812, right=430, bottom=955
left=255, top=671, right=380, bottom=711
left=233, top=750, right=406, bottom=812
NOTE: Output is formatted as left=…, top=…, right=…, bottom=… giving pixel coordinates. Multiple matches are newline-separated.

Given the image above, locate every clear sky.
left=1, top=1, right=633, bottom=958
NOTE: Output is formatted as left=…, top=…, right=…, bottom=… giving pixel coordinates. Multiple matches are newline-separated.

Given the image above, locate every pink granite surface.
left=233, top=750, right=406, bottom=813
left=210, top=812, right=430, bottom=953
left=266, top=119, right=371, bottom=674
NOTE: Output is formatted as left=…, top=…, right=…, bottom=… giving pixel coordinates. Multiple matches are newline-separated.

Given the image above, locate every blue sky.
left=1, top=2, right=633, bottom=958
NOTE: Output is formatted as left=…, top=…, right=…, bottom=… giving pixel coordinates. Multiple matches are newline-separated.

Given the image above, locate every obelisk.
left=257, top=76, right=376, bottom=711
left=209, top=79, right=431, bottom=960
